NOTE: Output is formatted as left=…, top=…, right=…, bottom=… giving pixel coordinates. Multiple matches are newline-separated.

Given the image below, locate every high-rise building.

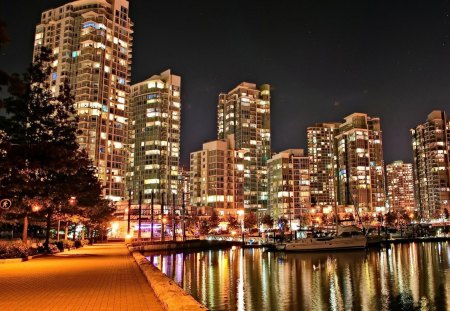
left=218, top=83, right=271, bottom=215
left=267, top=149, right=310, bottom=225
left=33, top=0, right=133, bottom=200
left=177, top=166, right=190, bottom=210
left=307, top=122, right=341, bottom=210
left=335, top=113, right=386, bottom=213
left=386, top=161, right=415, bottom=212
left=128, top=70, right=181, bottom=204
left=411, top=110, right=450, bottom=219
left=189, top=135, right=245, bottom=216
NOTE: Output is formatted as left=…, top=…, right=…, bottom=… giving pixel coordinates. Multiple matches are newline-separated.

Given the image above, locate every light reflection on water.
left=145, top=242, right=450, bottom=311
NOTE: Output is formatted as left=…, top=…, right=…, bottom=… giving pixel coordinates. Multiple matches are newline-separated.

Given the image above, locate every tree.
left=260, top=214, right=274, bottom=229
left=0, top=47, right=103, bottom=248
left=384, top=212, right=397, bottom=227
left=83, top=199, right=116, bottom=241
left=244, top=212, right=257, bottom=229
left=226, top=215, right=240, bottom=230
left=208, top=211, right=220, bottom=229
left=199, top=220, right=209, bottom=235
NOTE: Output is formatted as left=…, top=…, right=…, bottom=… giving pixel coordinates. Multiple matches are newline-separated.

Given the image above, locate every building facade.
left=33, top=0, right=133, bottom=200
left=267, top=149, right=310, bottom=225
left=189, top=135, right=245, bottom=216
left=128, top=70, right=181, bottom=205
left=177, top=166, right=190, bottom=211
left=386, top=161, right=415, bottom=213
left=217, top=83, right=271, bottom=215
left=411, top=110, right=450, bottom=219
left=335, top=113, right=386, bottom=213
left=307, top=122, right=340, bottom=210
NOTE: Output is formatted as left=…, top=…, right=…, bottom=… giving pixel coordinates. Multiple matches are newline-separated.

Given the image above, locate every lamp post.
left=150, top=190, right=154, bottom=241
left=182, top=191, right=186, bottom=241
left=172, top=193, right=176, bottom=242
left=237, top=209, right=244, bottom=244
left=138, top=190, right=142, bottom=240
left=161, top=192, right=165, bottom=242
left=127, top=189, right=131, bottom=235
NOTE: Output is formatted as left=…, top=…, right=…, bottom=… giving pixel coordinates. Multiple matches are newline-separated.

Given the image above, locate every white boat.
left=279, top=225, right=367, bottom=252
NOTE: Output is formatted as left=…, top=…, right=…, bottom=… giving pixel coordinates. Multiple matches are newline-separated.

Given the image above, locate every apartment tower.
left=307, top=122, right=341, bottom=210
left=33, top=0, right=133, bottom=200
left=128, top=70, right=181, bottom=204
left=386, top=161, right=415, bottom=212
left=189, top=135, right=245, bottom=216
left=218, top=83, right=271, bottom=215
left=267, top=149, right=310, bottom=224
left=335, top=113, right=386, bottom=213
left=411, top=110, right=450, bottom=219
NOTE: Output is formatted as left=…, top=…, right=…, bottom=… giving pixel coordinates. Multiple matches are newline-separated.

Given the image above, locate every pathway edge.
left=128, top=246, right=209, bottom=311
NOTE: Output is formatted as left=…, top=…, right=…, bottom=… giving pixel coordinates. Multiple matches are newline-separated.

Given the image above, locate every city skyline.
left=1, top=1, right=450, bottom=168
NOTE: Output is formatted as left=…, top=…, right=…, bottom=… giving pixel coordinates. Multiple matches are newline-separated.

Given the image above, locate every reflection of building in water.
left=145, top=244, right=449, bottom=311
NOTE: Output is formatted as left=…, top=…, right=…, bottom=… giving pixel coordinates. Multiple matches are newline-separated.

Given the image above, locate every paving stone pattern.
left=0, top=243, right=164, bottom=311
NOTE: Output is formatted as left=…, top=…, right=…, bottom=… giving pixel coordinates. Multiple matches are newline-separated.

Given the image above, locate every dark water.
left=145, top=242, right=450, bottom=311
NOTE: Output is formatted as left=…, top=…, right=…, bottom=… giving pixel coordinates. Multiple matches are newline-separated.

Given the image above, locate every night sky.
left=1, top=0, right=449, bottom=166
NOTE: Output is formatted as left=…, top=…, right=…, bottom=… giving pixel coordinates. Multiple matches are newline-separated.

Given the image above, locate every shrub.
left=55, top=241, right=64, bottom=252
left=0, top=241, right=36, bottom=259
left=80, top=239, right=89, bottom=246
left=63, top=239, right=74, bottom=250
left=74, top=240, right=82, bottom=248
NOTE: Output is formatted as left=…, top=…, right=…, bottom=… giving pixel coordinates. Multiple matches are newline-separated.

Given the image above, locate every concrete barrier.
left=130, top=249, right=208, bottom=311
left=129, top=239, right=239, bottom=252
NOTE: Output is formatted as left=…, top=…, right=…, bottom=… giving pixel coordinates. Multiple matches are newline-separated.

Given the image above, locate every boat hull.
left=283, top=236, right=367, bottom=252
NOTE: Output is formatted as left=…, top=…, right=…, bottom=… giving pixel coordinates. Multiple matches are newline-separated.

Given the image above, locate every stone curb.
left=128, top=247, right=209, bottom=311
left=0, top=252, right=47, bottom=264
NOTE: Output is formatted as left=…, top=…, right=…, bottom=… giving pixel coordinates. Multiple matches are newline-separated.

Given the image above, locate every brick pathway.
left=0, top=243, right=164, bottom=311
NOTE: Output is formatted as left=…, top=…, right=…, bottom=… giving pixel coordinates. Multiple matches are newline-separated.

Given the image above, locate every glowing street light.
left=32, top=204, right=41, bottom=212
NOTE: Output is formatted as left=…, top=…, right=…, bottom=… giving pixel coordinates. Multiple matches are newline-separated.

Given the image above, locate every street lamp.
left=237, top=209, right=244, bottom=244
left=127, top=189, right=131, bottom=236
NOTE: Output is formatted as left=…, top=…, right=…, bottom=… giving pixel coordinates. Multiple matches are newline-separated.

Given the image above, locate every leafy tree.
left=0, top=47, right=103, bottom=248
left=384, top=212, right=397, bottom=227
left=199, top=219, right=209, bottom=235
left=208, top=211, right=220, bottom=229
left=244, top=212, right=257, bottom=229
left=260, top=214, right=274, bottom=228
left=226, top=214, right=240, bottom=230
left=83, top=199, right=116, bottom=240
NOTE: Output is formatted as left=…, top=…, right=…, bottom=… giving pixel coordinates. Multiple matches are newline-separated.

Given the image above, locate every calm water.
left=145, top=242, right=450, bottom=311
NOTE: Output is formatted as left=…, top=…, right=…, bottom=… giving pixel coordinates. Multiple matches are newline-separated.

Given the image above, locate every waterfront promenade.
left=0, top=243, right=163, bottom=311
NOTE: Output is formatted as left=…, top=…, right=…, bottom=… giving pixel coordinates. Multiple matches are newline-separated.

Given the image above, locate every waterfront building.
left=177, top=166, right=190, bottom=210
left=307, top=122, right=340, bottom=211
left=189, top=135, right=245, bottom=216
left=128, top=70, right=181, bottom=205
left=335, top=113, right=386, bottom=213
left=267, top=149, right=310, bottom=226
left=386, top=161, right=415, bottom=212
left=217, top=83, right=271, bottom=216
left=411, top=110, right=450, bottom=219
left=33, top=0, right=133, bottom=200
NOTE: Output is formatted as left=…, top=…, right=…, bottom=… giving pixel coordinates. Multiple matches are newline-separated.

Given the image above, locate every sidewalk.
left=0, top=243, right=164, bottom=311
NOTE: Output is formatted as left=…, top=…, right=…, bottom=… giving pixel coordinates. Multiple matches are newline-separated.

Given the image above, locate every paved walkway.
left=0, top=243, right=164, bottom=311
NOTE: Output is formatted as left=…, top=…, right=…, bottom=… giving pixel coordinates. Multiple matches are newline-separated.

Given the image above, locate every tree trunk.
left=22, top=214, right=28, bottom=244
left=45, top=209, right=52, bottom=253
left=64, top=223, right=68, bottom=240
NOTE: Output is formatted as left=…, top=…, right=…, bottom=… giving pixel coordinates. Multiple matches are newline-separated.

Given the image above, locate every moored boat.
left=279, top=225, right=367, bottom=252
